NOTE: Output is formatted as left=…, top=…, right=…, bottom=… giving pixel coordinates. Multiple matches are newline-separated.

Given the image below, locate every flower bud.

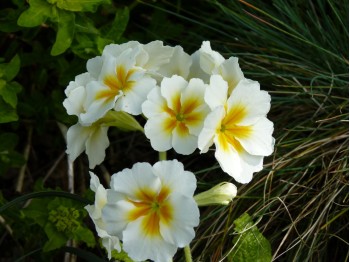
left=194, top=182, right=237, bottom=206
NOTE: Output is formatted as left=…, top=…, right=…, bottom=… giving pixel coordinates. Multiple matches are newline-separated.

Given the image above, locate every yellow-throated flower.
left=142, top=75, right=210, bottom=155
left=102, top=160, right=199, bottom=262
left=198, top=75, right=274, bottom=183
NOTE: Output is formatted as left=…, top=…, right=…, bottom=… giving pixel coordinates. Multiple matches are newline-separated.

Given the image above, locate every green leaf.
left=17, top=0, right=53, bottom=27
left=50, top=0, right=111, bottom=12
left=105, top=7, right=129, bottom=41
left=51, top=10, right=75, bottom=56
left=0, top=8, right=23, bottom=32
left=102, top=111, right=144, bottom=132
left=43, top=223, right=67, bottom=252
left=228, top=213, right=272, bottom=262
left=0, top=55, right=21, bottom=82
left=73, top=226, right=96, bottom=247
left=0, top=133, right=18, bottom=151
left=0, top=81, right=22, bottom=108
left=0, top=97, right=18, bottom=123
left=22, top=198, right=52, bottom=227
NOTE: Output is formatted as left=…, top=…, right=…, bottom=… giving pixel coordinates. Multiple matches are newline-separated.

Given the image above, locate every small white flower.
left=66, top=122, right=109, bottom=169
left=102, top=160, right=200, bottom=262
left=80, top=47, right=156, bottom=124
left=189, top=41, right=244, bottom=93
left=198, top=75, right=274, bottom=183
left=142, top=75, right=210, bottom=155
left=85, top=172, right=121, bottom=259
left=63, top=72, right=94, bottom=121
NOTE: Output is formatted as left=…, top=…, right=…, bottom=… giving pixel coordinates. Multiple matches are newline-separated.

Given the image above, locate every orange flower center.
left=127, top=186, right=173, bottom=237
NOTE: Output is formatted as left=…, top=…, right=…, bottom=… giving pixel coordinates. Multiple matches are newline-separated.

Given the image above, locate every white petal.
left=123, top=217, right=177, bottom=262
left=152, top=160, right=197, bottom=197
left=102, top=200, right=133, bottom=237
left=172, top=125, right=197, bottom=155
left=110, top=162, right=160, bottom=198
left=160, top=75, right=188, bottom=110
left=214, top=138, right=264, bottom=184
left=66, top=123, right=90, bottom=162
left=159, top=194, right=199, bottom=247
left=141, top=40, right=174, bottom=71
left=81, top=81, right=121, bottom=124
left=142, top=87, right=167, bottom=118
left=198, top=107, right=225, bottom=153
left=102, top=235, right=121, bottom=259
left=199, top=41, right=225, bottom=74
left=85, top=125, right=109, bottom=169
left=89, top=171, right=100, bottom=192
left=102, top=41, right=140, bottom=59
left=236, top=117, right=275, bottom=156
left=181, top=78, right=209, bottom=135
left=144, top=113, right=173, bottom=152
left=114, top=77, right=156, bottom=115
left=64, top=72, right=92, bottom=96
left=227, top=79, right=271, bottom=125
left=87, top=56, right=103, bottom=79
left=188, top=50, right=210, bottom=82
left=158, top=45, right=192, bottom=79
left=216, top=56, right=244, bottom=94
left=63, top=85, right=86, bottom=116
left=205, top=75, right=229, bottom=110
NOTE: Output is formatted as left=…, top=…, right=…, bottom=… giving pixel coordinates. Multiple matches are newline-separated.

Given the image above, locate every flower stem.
left=184, top=245, right=193, bottom=262
left=159, top=151, right=167, bottom=161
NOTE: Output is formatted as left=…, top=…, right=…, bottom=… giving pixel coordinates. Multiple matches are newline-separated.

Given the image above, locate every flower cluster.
left=85, top=160, right=199, bottom=261
left=63, top=40, right=274, bottom=183
left=64, top=40, right=274, bottom=261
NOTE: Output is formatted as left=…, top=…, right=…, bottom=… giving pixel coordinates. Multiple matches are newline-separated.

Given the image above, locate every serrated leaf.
left=228, top=213, right=272, bottom=262
left=17, top=0, right=53, bottom=27
left=0, top=97, right=18, bottom=123
left=51, top=10, right=75, bottom=56
left=52, top=0, right=111, bottom=12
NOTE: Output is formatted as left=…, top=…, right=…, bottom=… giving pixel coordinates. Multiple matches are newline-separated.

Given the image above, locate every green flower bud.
left=194, top=182, right=237, bottom=206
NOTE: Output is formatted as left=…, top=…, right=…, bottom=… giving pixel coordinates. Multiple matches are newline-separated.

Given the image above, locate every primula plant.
left=61, top=40, right=275, bottom=261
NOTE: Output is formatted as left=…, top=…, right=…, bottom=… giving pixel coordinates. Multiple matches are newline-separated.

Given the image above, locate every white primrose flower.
left=102, top=160, right=200, bottom=262
left=85, top=172, right=121, bottom=259
left=66, top=122, right=109, bottom=169
left=198, top=75, right=274, bottom=184
left=103, top=40, right=175, bottom=83
left=189, top=41, right=244, bottom=94
left=63, top=72, right=94, bottom=121
left=80, top=45, right=157, bottom=124
left=142, top=75, right=210, bottom=155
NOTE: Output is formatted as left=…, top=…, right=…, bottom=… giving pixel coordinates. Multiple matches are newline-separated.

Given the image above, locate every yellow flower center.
left=96, top=66, right=136, bottom=101
left=127, top=186, right=173, bottom=237
left=217, top=104, right=252, bottom=153
left=162, top=92, right=204, bottom=137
